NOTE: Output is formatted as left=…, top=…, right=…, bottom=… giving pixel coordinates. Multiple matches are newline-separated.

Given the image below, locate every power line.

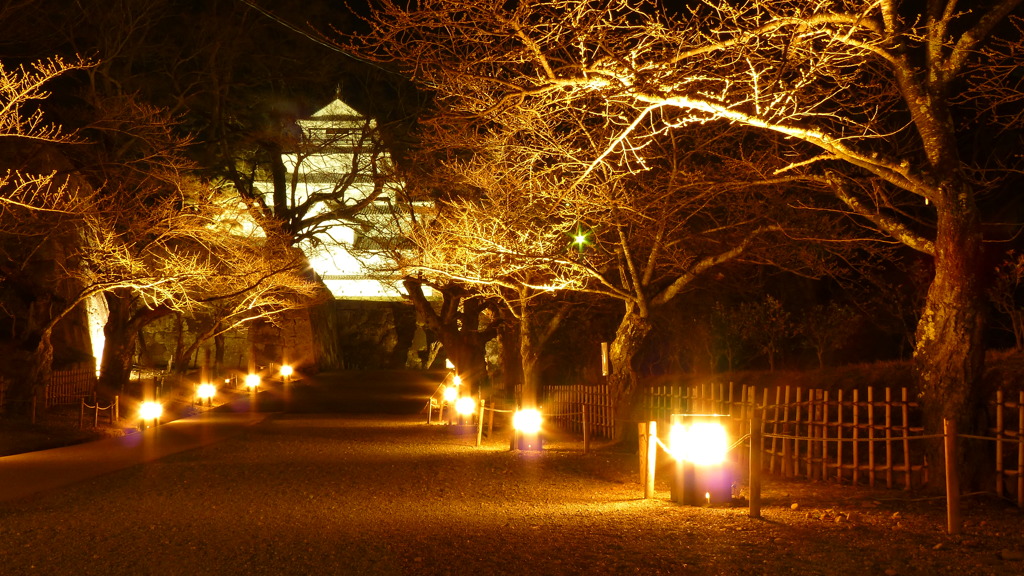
left=234, top=0, right=398, bottom=76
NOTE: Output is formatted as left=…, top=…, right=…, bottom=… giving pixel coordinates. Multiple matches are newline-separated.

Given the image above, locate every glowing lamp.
left=670, top=420, right=729, bottom=465
left=669, top=414, right=734, bottom=506
left=513, top=409, right=543, bottom=435
left=454, top=396, right=476, bottom=416
left=245, top=374, right=261, bottom=389
left=197, top=383, right=216, bottom=401
left=452, top=374, right=462, bottom=386
left=442, top=385, right=458, bottom=403
left=280, top=364, right=293, bottom=378
left=139, top=401, right=163, bottom=421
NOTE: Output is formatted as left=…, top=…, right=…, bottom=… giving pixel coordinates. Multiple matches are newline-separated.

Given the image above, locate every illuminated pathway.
left=1, top=370, right=1017, bottom=575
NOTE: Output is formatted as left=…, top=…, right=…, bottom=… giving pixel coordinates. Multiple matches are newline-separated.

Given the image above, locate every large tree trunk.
left=99, top=293, right=139, bottom=396
left=914, top=188, right=988, bottom=489
left=609, top=308, right=653, bottom=439
left=7, top=332, right=55, bottom=416
left=402, top=280, right=494, bottom=396
left=519, top=304, right=542, bottom=408
left=496, top=310, right=523, bottom=401
left=99, top=291, right=171, bottom=396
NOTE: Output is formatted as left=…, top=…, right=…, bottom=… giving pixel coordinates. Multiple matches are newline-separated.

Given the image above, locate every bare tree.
left=384, top=112, right=822, bottom=424
left=0, top=60, right=321, bottom=404
left=353, top=0, right=1024, bottom=450
left=800, top=302, right=860, bottom=369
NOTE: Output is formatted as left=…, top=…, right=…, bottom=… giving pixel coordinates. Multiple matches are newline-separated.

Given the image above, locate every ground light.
left=196, top=383, right=216, bottom=406
left=513, top=408, right=543, bottom=451
left=139, top=401, right=162, bottom=429
left=280, top=364, right=294, bottom=410
left=669, top=414, right=733, bottom=505
left=454, top=396, right=476, bottom=417
left=245, top=374, right=260, bottom=390
left=442, top=385, right=458, bottom=403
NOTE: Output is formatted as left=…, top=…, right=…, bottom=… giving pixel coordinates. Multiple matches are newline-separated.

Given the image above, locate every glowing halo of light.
left=139, top=401, right=163, bottom=421
left=280, top=364, right=293, bottom=378
left=670, top=420, right=729, bottom=465
left=513, top=409, right=543, bottom=435
left=442, top=385, right=458, bottom=403
left=455, top=396, right=476, bottom=416
left=245, top=374, right=261, bottom=389
left=197, top=383, right=216, bottom=401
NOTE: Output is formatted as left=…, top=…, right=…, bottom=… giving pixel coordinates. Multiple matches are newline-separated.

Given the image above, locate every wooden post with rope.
left=750, top=414, right=762, bottom=519
left=476, top=399, right=486, bottom=447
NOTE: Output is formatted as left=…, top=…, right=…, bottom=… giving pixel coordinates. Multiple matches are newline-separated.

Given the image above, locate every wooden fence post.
left=944, top=418, right=961, bottom=535
left=996, top=389, right=1005, bottom=498
left=583, top=404, right=591, bottom=454
left=1018, top=391, right=1024, bottom=509
left=750, top=414, right=762, bottom=519
left=639, top=422, right=650, bottom=496
left=476, top=399, right=486, bottom=447
left=646, top=421, right=657, bottom=499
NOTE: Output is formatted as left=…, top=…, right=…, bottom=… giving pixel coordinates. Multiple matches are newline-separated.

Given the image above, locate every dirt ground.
left=2, top=408, right=1024, bottom=575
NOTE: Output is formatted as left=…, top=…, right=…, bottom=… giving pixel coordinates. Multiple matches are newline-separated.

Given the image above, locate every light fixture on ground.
left=245, top=373, right=260, bottom=391
left=513, top=408, right=544, bottom=451
left=139, top=401, right=163, bottom=429
left=454, top=396, right=476, bottom=417
left=669, top=414, right=733, bottom=505
left=196, top=383, right=216, bottom=406
left=442, top=385, right=458, bottom=403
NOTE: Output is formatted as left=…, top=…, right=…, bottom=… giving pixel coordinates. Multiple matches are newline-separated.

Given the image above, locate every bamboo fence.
left=646, top=383, right=929, bottom=490
left=543, top=383, right=616, bottom=439
left=986, top=390, right=1024, bottom=507
left=45, top=369, right=98, bottom=408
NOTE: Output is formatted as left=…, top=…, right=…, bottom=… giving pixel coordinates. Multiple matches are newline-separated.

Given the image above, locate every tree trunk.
left=7, top=332, right=55, bottom=415
left=402, top=280, right=494, bottom=396
left=497, top=313, right=523, bottom=401
left=214, top=331, right=226, bottom=378
left=608, top=308, right=653, bottom=439
left=99, top=291, right=171, bottom=396
left=99, top=293, right=139, bottom=396
left=519, top=303, right=542, bottom=408
left=914, top=193, right=988, bottom=489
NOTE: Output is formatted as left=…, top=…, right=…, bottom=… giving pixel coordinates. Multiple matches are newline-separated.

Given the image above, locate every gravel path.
left=2, top=374, right=1024, bottom=575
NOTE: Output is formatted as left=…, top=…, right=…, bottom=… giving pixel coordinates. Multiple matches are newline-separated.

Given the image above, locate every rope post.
left=749, top=414, right=762, bottom=519
left=645, top=421, right=658, bottom=499
left=114, top=395, right=119, bottom=423
left=476, top=399, right=486, bottom=447
left=583, top=404, right=591, bottom=454
left=638, top=422, right=649, bottom=495
left=488, top=402, right=495, bottom=438
left=944, top=418, right=962, bottom=535
left=79, top=397, right=85, bottom=429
